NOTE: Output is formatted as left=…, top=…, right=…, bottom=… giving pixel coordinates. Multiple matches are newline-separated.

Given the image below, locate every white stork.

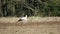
left=18, top=15, right=27, bottom=22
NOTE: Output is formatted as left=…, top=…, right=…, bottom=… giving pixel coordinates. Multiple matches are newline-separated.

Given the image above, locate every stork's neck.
left=25, top=15, right=27, bottom=18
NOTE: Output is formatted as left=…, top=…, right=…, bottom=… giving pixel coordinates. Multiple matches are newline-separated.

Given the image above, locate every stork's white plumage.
left=18, top=15, right=27, bottom=21
left=21, top=15, right=27, bottom=21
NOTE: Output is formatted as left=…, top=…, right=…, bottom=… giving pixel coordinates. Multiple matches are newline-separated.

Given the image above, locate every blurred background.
left=0, top=0, right=60, bottom=17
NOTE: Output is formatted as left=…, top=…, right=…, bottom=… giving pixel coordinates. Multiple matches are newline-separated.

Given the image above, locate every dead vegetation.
left=0, top=17, right=60, bottom=34
left=0, top=17, right=60, bottom=26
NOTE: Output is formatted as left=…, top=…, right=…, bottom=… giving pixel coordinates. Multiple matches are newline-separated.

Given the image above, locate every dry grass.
left=0, top=17, right=60, bottom=34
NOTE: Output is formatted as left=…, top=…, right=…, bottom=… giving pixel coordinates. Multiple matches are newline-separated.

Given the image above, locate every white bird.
left=18, top=15, right=27, bottom=21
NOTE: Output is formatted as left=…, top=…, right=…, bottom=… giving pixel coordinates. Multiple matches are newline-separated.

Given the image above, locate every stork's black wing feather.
left=18, top=19, right=22, bottom=21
